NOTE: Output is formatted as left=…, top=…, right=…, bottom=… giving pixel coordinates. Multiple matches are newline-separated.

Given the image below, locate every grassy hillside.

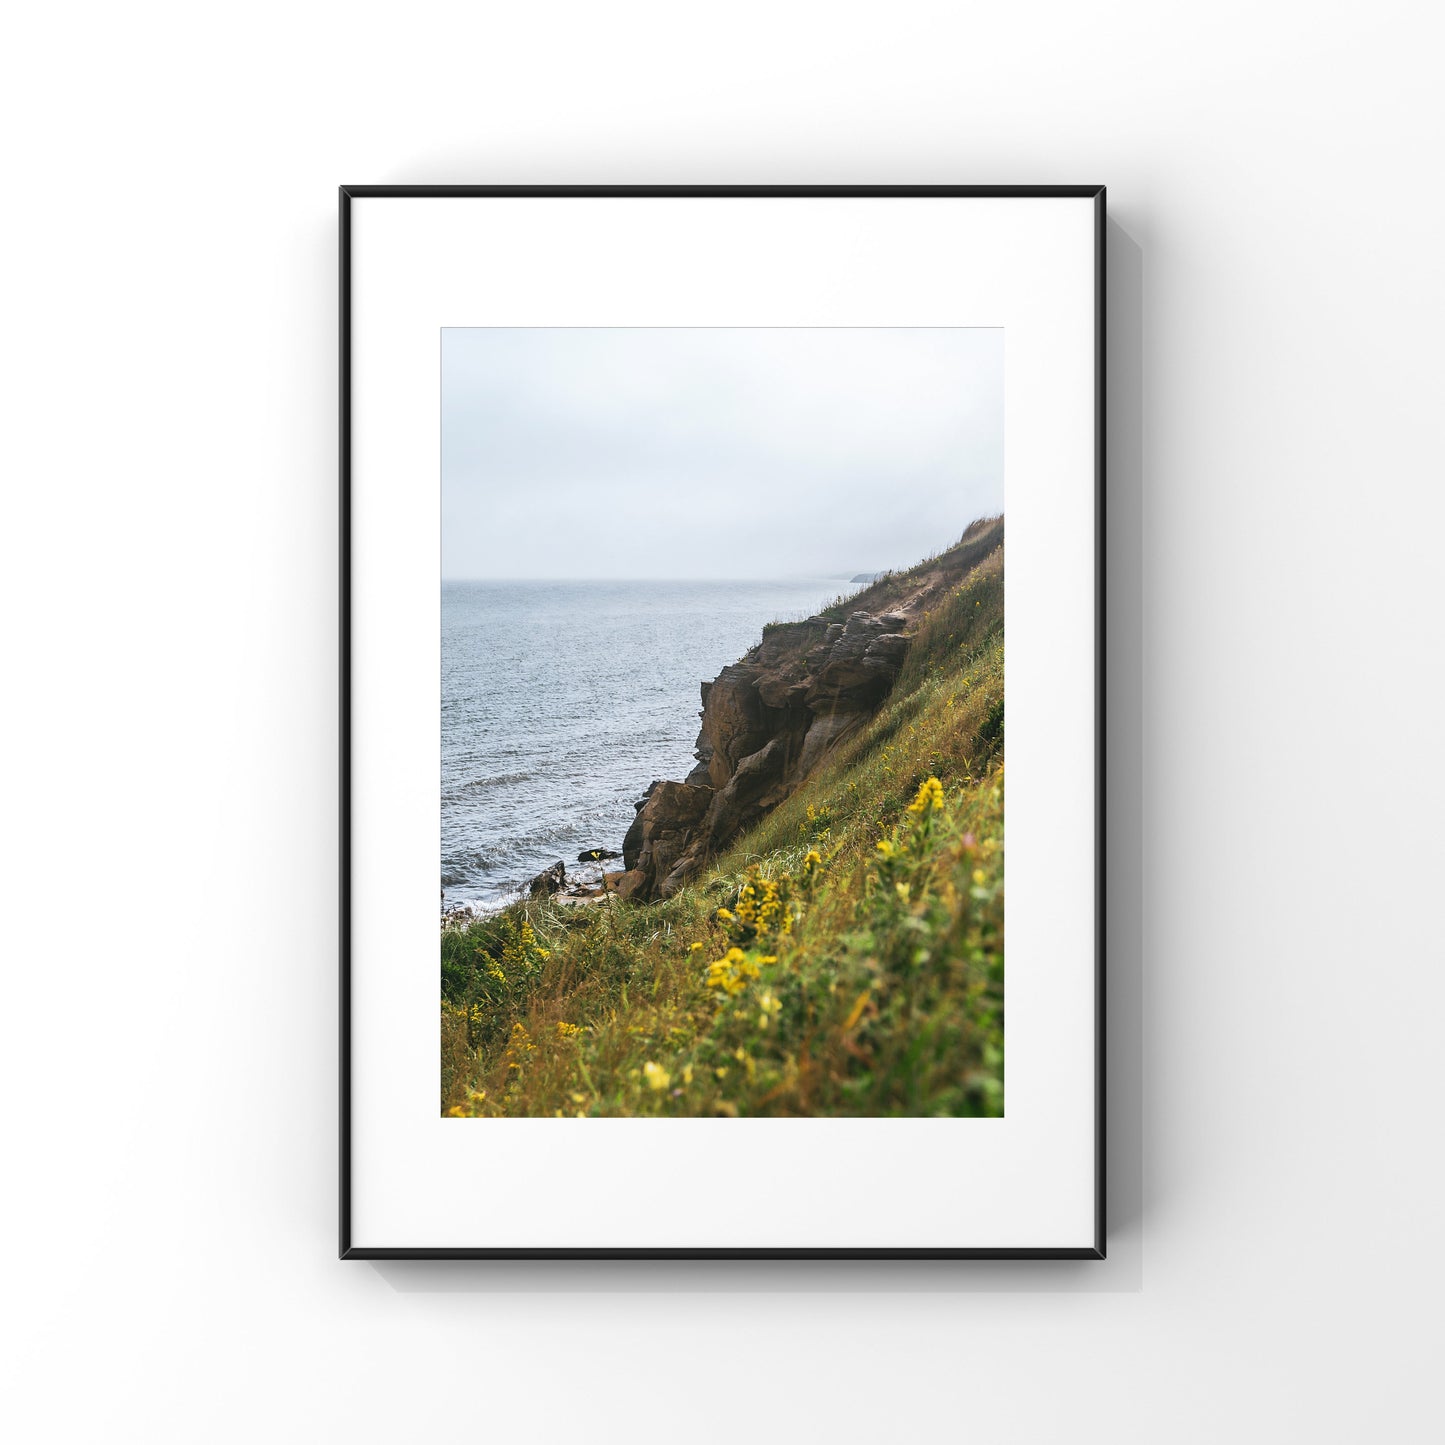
left=440, top=525, right=1005, bottom=1118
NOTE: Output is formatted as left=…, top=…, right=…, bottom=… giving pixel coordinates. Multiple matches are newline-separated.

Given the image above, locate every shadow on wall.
left=368, top=217, right=1146, bottom=1296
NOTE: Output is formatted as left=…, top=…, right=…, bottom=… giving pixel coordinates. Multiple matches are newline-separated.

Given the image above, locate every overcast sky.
left=441, top=327, right=1002, bottom=580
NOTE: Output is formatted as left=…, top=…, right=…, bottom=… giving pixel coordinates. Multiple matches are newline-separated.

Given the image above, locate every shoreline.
left=441, top=855, right=627, bottom=923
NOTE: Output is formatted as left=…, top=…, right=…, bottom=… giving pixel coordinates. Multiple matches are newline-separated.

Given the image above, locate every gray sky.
left=441, top=328, right=1002, bottom=580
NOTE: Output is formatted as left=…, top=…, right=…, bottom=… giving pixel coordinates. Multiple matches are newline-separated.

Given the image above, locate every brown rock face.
left=621, top=612, right=907, bottom=901
left=795, top=709, right=865, bottom=777
left=618, top=516, right=1004, bottom=901
left=622, top=781, right=712, bottom=896
left=691, top=664, right=779, bottom=789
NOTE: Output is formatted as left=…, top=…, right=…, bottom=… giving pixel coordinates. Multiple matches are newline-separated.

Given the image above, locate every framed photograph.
left=340, top=186, right=1105, bottom=1258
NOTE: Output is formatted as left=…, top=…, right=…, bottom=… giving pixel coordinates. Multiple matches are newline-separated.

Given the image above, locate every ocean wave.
left=445, top=769, right=536, bottom=800
left=441, top=847, right=503, bottom=884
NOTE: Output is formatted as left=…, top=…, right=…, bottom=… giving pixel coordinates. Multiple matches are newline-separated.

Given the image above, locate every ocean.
left=441, top=577, right=860, bottom=908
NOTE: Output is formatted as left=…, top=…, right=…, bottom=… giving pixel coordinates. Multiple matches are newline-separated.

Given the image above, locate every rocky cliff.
left=615, top=516, right=1004, bottom=901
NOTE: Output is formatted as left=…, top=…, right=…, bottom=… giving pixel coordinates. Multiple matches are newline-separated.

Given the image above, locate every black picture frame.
left=339, top=185, right=1106, bottom=1261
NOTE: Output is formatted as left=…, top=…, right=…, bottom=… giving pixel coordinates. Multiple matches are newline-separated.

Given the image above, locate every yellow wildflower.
left=642, top=1061, right=671, bottom=1092
left=503, top=1021, right=535, bottom=1071
left=907, top=776, right=945, bottom=814
left=704, top=946, right=760, bottom=996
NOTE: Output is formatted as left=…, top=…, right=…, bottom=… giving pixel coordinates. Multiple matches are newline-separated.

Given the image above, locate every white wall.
left=3, top=3, right=1441, bottom=1440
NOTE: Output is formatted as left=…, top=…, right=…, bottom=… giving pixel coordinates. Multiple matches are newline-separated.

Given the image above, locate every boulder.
left=613, top=869, right=648, bottom=901
left=528, top=860, right=566, bottom=896
left=577, top=847, right=622, bottom=862
left=867, top=632, right=909, bottom=661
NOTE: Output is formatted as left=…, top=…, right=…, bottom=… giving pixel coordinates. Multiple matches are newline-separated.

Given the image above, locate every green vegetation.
left=441, top=529, right=1005, bottom=1117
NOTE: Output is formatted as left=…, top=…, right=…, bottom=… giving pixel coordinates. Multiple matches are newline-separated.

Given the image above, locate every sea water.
left=441, top=578, right=858, bottom=907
